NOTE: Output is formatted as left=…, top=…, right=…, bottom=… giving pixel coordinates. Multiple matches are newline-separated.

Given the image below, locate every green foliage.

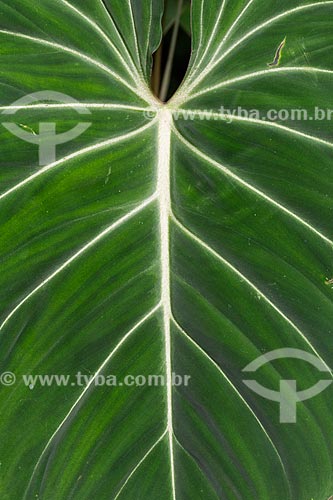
left=0, top=1, right=332, bottom=499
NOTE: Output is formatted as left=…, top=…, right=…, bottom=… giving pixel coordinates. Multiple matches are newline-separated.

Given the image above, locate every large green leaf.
left=0, top=1, right=332, bottom=499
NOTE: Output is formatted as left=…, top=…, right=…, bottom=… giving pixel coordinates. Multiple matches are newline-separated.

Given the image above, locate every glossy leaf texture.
left=0, top=1, right=332, bottom=499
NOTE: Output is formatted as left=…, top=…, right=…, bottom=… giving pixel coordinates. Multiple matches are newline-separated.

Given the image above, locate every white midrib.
left=157, top=109, right=176, bottom=499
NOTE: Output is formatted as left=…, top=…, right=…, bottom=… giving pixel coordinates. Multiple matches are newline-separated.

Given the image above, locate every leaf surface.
left=0, top=1, right=332, bottom=499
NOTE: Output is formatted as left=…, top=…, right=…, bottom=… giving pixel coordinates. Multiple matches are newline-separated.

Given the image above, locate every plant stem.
left=159, top=0, right=183, bottom=102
